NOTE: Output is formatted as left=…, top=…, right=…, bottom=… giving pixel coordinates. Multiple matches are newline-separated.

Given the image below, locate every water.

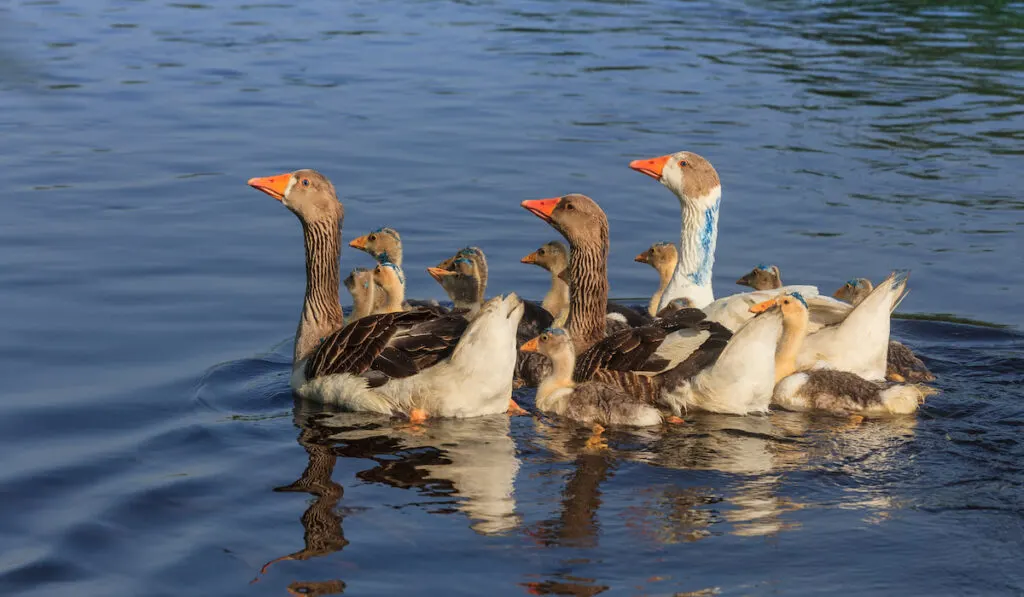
left=1, top=0, right=1022, bottom=594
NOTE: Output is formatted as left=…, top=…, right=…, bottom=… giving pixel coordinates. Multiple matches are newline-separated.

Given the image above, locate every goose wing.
left=305, top=308, right=468, bottom=382
left=573, top=307, right=711, bottom=381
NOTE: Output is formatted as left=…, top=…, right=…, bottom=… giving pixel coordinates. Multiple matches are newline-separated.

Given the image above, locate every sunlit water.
left=1, top=0, right=1022, bottom=595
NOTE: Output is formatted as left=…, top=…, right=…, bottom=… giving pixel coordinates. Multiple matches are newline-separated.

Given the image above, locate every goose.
left=628, top=151, right=851, bottom=331
left=635, top=242, right=679, bottom=317
left=522, top=240, right=651, bottom=332
left=736, top=264, right=783, bottom=291
left=349, top=227, right=403, bottom=267
left=431, top=248, right=552, bottom=394
left=520, top=193, right=731, bottom=386
left=520, top=241, right=570, bottom=322
left=522, top=327, right=720, bottom=424
left=751, top=293, right=935, bottom=415
left=247, top=169, right=524, bottom=421
left=832, top=277, right=935, bottom=383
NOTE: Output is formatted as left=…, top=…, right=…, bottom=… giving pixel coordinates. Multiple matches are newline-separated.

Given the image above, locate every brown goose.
left=523, top=240, right=651, bottom=332
left=635, top=242, right=679, bottom=317
left=751, top=293, right=935, bottom=415
left=520, top=194, right=730, bottom=386
left=247, top=169, right=524, bottom=421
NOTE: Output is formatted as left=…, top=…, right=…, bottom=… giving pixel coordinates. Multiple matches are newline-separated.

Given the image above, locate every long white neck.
left=659, top=186, right=721, bottom=311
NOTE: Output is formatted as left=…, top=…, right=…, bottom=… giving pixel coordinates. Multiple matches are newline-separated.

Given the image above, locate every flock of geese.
left=246, top=150, right=937, bottom=432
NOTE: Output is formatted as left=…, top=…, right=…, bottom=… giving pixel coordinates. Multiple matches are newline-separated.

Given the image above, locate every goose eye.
left=678, top=160, right=688, bottom=168
left=537, top=249, right=545, bottom=256
left=565, top=202, right=574, bottom=211
left=301, top=178, right=310, bottom=187
left=368, top=235, right=376, bottom=241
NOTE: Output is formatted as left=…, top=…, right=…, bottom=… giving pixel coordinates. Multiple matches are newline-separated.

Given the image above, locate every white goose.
left=248, top=169, right=524, bottom=422
left=628, top=151, right=851, bottom=331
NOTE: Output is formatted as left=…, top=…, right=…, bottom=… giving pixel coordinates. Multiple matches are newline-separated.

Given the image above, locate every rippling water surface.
left=1, top=0, right=1022, bottom=595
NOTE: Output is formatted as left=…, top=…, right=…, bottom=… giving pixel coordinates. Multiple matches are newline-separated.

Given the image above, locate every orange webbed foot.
left=507, top=398, right=529, bottom=416
left=665, top=415, right=685, bottom=425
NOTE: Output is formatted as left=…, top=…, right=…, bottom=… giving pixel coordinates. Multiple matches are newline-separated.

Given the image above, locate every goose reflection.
left=530, top=411, right=918, bottom=547
left=309, top=402, right=522, bottom=536
left=256, top=420, right=348, bottom=593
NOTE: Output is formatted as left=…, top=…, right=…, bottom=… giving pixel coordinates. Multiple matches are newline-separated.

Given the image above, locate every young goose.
left=521, top=241, right=570, bottom=323
left=628, top=151, right=850, bottom=331
left=247, top=169, right=524, bottom=421
left=371, top=262, right=408, bottom=314
left=750, top=293, right=934, bottom=415
left=427, top=258, right=482, bottom=317
left=522, top=240, right=651, bottom=331
left=349, top=227, right=403, bottom=267
left=736, top=264, right=783, bottom=291
left=343, top=267, right=380, bottom=321
left=635, top=242, right=679, bottom=317
left=521, top=194, right=728, bottom=384
left=832, top=277, right=935, bottom=383
left=520, top=329, right=662, bottom=427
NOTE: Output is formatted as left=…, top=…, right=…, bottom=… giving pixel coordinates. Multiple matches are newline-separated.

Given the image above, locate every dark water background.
left=1, top=0, right=1022, bottom=595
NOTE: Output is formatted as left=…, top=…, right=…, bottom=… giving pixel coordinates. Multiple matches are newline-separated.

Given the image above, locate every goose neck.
left=295, top=219, right=344, bottom=363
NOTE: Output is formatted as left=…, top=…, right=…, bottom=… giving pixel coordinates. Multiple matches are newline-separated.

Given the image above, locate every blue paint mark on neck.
left=687, top=201, right=719, bottom=286
left=375, top=250, right=391, bottom=264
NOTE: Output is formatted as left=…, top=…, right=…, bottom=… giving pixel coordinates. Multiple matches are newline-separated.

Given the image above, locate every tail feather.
left=657, top=322, right=732, bottom=393
left=888, top=270, right=911, bottom=314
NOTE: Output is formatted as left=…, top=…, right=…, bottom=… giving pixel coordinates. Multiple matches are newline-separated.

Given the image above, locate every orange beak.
left=520, top=336, right=540, bottom=352
left=521, top=197, right=560, bottom=223
left=832, top=287, right=846, bottom=299
left=634, top=251, right=650, bottom=264
left=629, top=155, right=672, bottom=180
left=521, top=251, right=540, bottom=265
left=426, top=266, right=454, bottom=284
left=349, top=234, right=369, bottom=250
left=247, top=173, right=292, bottom=201
left=749, top=298, right=778, bottom=314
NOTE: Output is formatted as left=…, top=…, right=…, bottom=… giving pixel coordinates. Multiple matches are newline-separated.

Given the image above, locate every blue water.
left=1, top=0, right=1022, bottom=595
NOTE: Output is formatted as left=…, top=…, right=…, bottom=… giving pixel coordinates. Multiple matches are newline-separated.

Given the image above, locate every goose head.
left=349, top=227, right=402, bottom=265
left=635, top=241, right=678, bottom=271
left=629, top=151, right=721, bottom=208
left=520, top=194, right=608, bottom=248
left=436, top=246, right=489, bottom=303
left=736, top=264, right=782, bottom=290
left=750, top=291, right=809, bottom=323
left=520, top=327, right=573, bottom=360
left=248, top=169, right=342, bottom=224
left=521, top=241, right=568, bottom=274
left=427, top=257, right=481, bottom=307
left=833, top=278, right=874, bottom=306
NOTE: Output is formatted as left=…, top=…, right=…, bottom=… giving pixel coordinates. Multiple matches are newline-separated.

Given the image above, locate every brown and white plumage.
left=521, top=329, right=662, bottom=427
left=247, top=169, right=524, bottom=419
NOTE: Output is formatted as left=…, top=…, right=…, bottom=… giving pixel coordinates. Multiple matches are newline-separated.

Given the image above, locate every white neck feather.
left=659, top=185, right=721, bottom=310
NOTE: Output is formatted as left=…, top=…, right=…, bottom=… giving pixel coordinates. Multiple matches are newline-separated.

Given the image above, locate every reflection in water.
left=310, top=403, right=522, bottom=535
left=257, top=421, right=348, bottom=593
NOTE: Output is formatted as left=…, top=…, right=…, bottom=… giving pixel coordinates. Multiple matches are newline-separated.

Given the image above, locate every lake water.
left=1, top=0, right=1022, bottom=595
